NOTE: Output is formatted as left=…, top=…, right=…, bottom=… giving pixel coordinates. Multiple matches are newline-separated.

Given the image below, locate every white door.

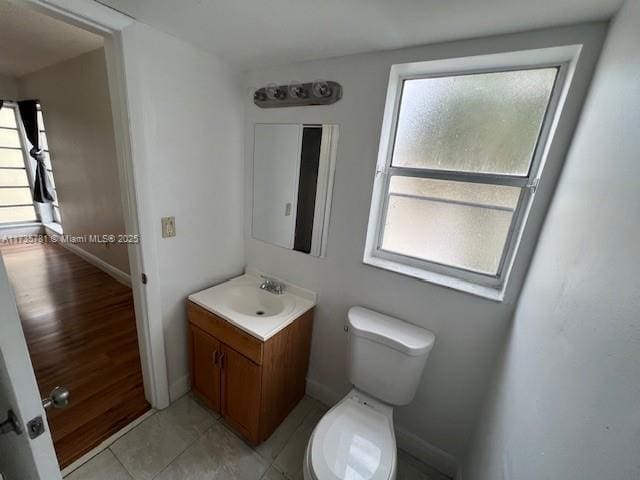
left=0, top=255, right=61, bottom=480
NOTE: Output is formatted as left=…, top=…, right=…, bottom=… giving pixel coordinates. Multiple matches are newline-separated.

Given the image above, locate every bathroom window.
left=364, top=47, right=580, bottom=300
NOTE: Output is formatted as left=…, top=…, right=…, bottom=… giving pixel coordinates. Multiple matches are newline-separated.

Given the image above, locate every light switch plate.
left=161, top=216, right=176, bottom=238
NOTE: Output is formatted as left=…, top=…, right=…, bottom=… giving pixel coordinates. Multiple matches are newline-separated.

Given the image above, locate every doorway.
left=0, top=0, right=163, bottom=471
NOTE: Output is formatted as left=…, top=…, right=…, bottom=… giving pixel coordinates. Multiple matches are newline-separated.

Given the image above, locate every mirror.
left=252, top=123, right=338, bottom=256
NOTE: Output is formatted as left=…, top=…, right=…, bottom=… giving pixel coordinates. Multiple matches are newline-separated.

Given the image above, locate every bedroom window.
left=0, top=105, right=37, bottom=224
left=0, top=103, right=62, bottom=227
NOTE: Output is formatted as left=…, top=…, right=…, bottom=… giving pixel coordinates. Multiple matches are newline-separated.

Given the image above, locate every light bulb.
left=288, top=82, right=308, bottom=99
left=312, top=80, right=332, bottom=98
left=265, top=83, right=286, bottom=100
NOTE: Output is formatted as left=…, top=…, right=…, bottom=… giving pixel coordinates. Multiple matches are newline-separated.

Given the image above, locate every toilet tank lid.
left=347, top=306, right=435, bottom=356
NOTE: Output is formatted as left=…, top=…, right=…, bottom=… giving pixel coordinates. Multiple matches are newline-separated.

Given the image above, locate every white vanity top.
left=188, top=271, right=316, bottom=342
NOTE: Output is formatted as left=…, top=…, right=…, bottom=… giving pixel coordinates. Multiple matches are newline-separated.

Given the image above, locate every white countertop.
left=188, top=272, right=316, bottom=342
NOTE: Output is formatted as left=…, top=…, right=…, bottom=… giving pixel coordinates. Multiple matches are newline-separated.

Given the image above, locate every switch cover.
left=161, top=216, right=176, bottom=238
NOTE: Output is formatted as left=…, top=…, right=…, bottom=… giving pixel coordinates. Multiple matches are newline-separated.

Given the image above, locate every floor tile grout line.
left=271, top=403, right=322, bottom=480
left=109, top=410, right=161, bottom=480
left=112, top=395, right=324, bottom=480
left=108, top=446, right=137, bottom=480
left=111, top=398, right=219, bottom=480
left=256, top=404, right=313, bottom=465
left=149, top=418, right=221, bottom=480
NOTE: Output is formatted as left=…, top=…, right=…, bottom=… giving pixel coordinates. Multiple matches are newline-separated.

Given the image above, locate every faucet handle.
left=259, top=275, right=285, bottom=294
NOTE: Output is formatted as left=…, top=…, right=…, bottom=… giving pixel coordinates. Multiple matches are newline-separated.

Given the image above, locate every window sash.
left=365, top=47, right=580, bottom=298
left=373, top=170, right=530, bottom=283
left=385, top=166, right=533, bottom=188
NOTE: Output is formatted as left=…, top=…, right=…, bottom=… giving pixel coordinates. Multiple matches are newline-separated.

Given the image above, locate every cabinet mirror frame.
left=251, top=123, right=339, bottom=257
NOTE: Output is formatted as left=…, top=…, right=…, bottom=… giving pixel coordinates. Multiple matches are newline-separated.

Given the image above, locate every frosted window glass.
left=0, top=188, right=33, bottom=206
left=392, top=68, right=557, bottom=175
left=0, top=148, right=25, bottom=168
left=0, top=128, right=21, bottom=148
left=0, top=108, right=16, bottom=128
left=382, top=177, right=520, bottom=274
left=0, top=205, right=37, bottom=223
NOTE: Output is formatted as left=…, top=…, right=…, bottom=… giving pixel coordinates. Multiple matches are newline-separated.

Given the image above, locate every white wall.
left=462, top=1, right=639, bottom=479
left=121, top=23, right=245, bottom=400
left=243, top=24, right=606, bottom=472
left=19, top=48, right=130, bottom=274
left=0, top=74, right=19, bottom=99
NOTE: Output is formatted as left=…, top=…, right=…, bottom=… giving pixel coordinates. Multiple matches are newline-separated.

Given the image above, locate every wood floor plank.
left=0, top=241, right=150, bottom=468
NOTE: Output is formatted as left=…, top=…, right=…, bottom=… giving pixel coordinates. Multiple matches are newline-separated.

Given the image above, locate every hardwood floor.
left=0, top=241, right=150, bottom=468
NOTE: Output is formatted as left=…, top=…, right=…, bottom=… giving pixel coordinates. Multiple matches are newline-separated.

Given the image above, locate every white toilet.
left=303, top=306, right=435, bottom=480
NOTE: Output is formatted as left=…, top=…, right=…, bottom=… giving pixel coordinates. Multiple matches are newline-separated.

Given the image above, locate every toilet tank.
left=347, top=306, right=435, bottom=406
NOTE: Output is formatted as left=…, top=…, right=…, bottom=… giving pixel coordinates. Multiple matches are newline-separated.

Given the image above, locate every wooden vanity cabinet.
left=191, top=327, right=221, bottom=412
left=187, top=300, right=313, bottom=444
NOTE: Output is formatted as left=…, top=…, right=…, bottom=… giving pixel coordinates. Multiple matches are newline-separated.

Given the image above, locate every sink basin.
left=224, top=285, right=288, bottom=318
left=188, top=273, right=316, bottom=341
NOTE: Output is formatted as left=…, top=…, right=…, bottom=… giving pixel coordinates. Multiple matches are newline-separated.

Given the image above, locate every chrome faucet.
left=260, top=276, right=286, bottom=295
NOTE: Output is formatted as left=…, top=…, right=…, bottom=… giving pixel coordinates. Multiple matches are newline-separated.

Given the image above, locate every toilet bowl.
left=303, top=390, right=396, bottom=480
left=304, top=307, right=435, bottom=480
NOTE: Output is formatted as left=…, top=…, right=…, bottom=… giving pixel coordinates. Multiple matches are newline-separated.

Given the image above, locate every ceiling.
left=0, top=0, right=103, bottom=78
left=99, top=0, right=622, bottom=69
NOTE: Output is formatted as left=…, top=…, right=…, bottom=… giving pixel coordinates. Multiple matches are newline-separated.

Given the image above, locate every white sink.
left=224, top=285, right=291, bottom=318
left=188, top=272, right=316, bottom=341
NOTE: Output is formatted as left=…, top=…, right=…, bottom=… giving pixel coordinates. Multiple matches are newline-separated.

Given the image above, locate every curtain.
left=17, top=100, right=55, bottom=203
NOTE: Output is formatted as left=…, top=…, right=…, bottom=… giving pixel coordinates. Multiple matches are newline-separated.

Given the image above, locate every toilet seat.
left=306, top=391, right=396, bottom=480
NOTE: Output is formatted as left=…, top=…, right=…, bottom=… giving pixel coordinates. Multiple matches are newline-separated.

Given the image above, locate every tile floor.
left=64, top=394, right=450, bottom=480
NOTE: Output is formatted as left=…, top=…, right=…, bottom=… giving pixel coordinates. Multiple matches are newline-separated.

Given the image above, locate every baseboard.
left=305, top=377, right=343, bottom=407
left=170, top=374, right=191, bottom=402
left=306, top=377, right=457, bottom=478
left=395, top=425, right=457, bottom=478
left=47, top=228, right=131, bottom=287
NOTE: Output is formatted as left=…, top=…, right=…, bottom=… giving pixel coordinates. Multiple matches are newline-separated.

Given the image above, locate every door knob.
left=42, top=386, right=70, bottom=410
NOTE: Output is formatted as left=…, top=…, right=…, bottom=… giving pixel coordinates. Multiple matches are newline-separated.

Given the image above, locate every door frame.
left=14, top=0, right=170, bottom=409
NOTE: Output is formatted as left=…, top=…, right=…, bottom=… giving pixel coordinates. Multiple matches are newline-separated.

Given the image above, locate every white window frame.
left=35, top=104, right=63, bottom=227
left=364, top=46, right=582, bottom=301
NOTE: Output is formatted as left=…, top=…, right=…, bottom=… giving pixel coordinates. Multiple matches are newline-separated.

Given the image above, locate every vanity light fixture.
left=253, top=80, right=342, bottom=108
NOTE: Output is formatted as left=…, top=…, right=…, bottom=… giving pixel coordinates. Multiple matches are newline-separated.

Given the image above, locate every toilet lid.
left=309, top=396, right=395, bottom=480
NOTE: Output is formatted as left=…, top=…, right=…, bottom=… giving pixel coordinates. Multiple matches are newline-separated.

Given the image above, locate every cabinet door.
left=220, top=344, right=261, bottom=443
left=191, top=326, right=221, bottom=412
